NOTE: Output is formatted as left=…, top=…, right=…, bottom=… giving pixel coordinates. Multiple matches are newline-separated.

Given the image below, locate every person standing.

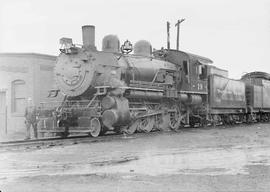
left=24, top=98, right=38, bottom=139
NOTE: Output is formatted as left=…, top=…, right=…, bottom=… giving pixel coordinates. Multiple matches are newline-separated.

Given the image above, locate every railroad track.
left=1, top=122, right=268, bottom=151
left=1, top=135, right=86, bottom=146
left=0, top=132, right=141, bottom=150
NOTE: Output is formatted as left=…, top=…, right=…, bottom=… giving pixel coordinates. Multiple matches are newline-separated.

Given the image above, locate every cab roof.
left=169, top=49, right=213, bottom=64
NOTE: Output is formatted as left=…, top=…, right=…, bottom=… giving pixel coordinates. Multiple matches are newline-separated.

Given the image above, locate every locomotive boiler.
left=55, top=26, right=177, bottom=98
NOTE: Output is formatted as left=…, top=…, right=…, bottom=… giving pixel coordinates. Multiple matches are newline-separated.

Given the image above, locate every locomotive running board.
left=179, top=90, right=208, bottom=95
left=122, top=86, right=164, bottom=92
left=94, top=86, right=164, bottom=95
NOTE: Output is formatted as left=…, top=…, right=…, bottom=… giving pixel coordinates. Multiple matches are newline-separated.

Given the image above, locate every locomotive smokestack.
left=82, top=25, right=96, bottom=50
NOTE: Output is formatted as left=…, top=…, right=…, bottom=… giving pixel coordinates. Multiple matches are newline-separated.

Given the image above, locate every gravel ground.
left=0, top=123, right=270, bottom=192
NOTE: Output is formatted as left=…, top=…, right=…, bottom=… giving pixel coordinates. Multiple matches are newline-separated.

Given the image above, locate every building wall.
left=0, top=53, right=57, bottom=140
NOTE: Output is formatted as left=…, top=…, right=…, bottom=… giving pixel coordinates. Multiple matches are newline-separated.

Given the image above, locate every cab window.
left=198, top=65, right=207, bottom=79
left=183, top=60, right=188, bottom=75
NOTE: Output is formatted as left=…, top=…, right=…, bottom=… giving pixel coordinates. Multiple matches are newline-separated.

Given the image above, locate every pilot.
left=24, top=98, right=39, bottom=139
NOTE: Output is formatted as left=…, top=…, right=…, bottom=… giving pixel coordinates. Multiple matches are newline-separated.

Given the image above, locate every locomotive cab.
left=155, top=49, right=213, bottom=125
left=162, top=49, right=212, bottom=94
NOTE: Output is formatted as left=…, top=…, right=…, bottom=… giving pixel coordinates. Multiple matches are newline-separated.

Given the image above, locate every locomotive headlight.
left=60, top=37, right=73, bottom=46
left=59, top=37, right=78, bottom=54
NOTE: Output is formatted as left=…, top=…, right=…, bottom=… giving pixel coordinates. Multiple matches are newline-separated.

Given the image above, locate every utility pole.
left=167, top=21, right=170, bottom=50
left=175, top=19, right=185, bottom=50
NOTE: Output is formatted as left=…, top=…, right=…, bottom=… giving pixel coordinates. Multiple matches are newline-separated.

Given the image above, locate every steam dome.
left=102, top=35, right=120, bottom=52
left=134, top=40, right=152, bottom=56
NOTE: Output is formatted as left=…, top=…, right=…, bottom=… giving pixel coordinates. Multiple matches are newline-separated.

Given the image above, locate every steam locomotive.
left=38, top=25, right=270, bottom=137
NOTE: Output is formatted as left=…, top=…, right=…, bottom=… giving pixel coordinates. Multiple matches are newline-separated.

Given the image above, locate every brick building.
left=0, top=53, right=59, bottom=140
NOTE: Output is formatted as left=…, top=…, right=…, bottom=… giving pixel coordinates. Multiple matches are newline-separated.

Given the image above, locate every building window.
left=12, top=80, right=26, bottom=114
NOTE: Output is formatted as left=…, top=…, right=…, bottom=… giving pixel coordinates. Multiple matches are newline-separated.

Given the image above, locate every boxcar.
left=246, top=79, right=270, bottom=112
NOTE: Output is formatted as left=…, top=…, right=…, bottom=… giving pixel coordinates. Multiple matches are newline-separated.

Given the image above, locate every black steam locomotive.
left=38, top=25, right=270, bottom=137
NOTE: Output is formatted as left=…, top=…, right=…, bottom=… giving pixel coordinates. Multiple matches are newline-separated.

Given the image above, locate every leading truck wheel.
left=138, top=117, right=155, bottom=133
left=125, top=120, right=139, bottom=134
left=89, top=118, right=101, bottom=137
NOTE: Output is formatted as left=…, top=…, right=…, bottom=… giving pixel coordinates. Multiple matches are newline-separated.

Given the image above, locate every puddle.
left=91, top=156, right=139, bottom=166
left=91, top=146, right=270, bottom=176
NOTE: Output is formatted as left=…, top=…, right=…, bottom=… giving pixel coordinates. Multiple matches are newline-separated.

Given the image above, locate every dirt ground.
left=1, top=123, right=270, bottom=192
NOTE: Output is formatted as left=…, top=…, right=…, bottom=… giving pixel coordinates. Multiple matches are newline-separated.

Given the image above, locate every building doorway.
left=0, top=91, right=7, bottom=136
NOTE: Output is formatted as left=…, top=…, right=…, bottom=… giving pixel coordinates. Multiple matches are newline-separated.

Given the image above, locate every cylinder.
left=101, top=97, right=130, bottom=130
left=180, top=94, right=188, bottom=102
left=101, top=96, right=116, bottom=110
left=102, top=109, right=119, bottom=130
left=82, top=25, right=96, bottom=50
left=114, top=97, right=130, bottom=125
left=188, top=95, right=202, bottom=105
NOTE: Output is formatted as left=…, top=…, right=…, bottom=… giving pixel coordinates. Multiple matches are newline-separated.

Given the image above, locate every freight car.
left=241, top=72, right=270, bottom=122
left=37, top=25, right=270, bottom=138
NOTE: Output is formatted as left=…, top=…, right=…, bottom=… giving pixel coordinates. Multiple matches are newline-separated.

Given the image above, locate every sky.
left=0, top=0, right=269, bottom=79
